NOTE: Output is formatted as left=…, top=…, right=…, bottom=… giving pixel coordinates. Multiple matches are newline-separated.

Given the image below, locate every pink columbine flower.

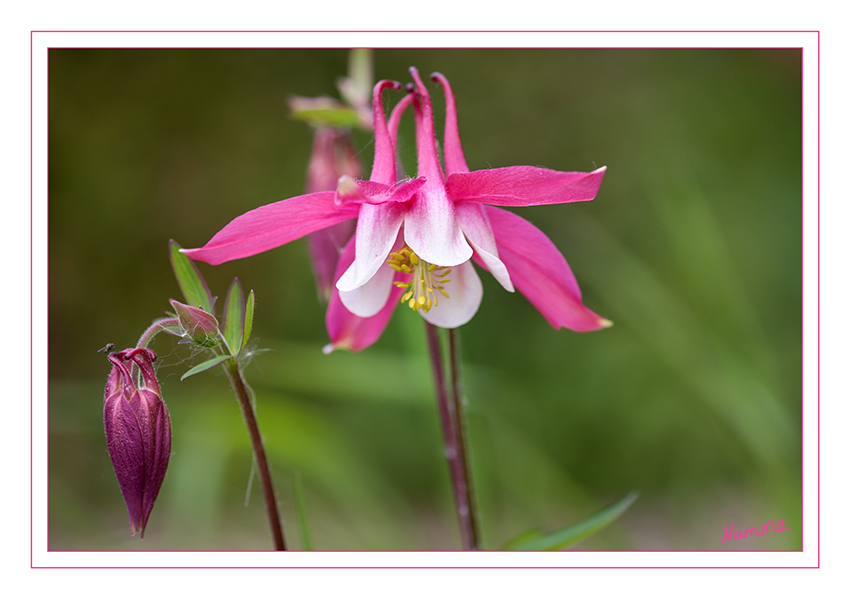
left=184, top=69, right=610, bottom=351
left=103, top=348, right=171, bottom=537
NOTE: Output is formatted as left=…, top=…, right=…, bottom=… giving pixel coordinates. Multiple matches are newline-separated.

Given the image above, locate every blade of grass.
left=504, top=491, right=639, bottom=551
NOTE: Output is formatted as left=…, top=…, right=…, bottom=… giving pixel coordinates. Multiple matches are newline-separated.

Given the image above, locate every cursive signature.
left=720, top=519, right=790, bottom=543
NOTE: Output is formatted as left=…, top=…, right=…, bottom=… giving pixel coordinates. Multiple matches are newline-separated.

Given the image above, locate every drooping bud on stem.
left=103, top=347, right=171, bottom=537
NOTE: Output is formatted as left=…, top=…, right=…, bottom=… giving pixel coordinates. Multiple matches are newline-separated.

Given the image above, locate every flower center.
left=387, top=246, right=452, bottom=313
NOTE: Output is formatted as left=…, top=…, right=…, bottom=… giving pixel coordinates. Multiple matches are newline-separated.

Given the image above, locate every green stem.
left=224, top=359, right=287, bottom=550
left=424, top=322, right=479, bottom=550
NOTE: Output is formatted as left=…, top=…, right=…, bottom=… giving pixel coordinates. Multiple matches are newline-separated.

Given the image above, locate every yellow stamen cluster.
left=387, top=246, right=452, bottom=313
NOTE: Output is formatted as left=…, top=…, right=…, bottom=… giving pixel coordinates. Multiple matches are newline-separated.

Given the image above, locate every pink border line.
left=31, top=31, right=819, bottom=569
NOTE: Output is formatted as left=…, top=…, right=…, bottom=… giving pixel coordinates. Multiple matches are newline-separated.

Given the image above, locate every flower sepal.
left=170, top=299, right=222, bottom=348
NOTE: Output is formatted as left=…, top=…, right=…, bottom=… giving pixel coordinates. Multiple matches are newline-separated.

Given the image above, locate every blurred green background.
left=48, top=48, right=801, bottom=551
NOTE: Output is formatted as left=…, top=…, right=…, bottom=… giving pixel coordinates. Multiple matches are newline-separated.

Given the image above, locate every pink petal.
left=182, top=192, right=360, bottom=265
left=384, top=177, right=427, bottom=203
left=456, top=202, right=514, bottom=292
left=369, top=80, right=403, bottom=185
left=483, top=206, right=611, bottom=331
left=431, top=72, right=470, bottom=175
left=445, top=165, right=607, bottom=207
left=420, top=260, right=483, bottom=329
left=388, top=91, right=415, bottom=178
left=341, top=177, right=426, bottom=205
left=336, top=202, right=407, bottom=292
left=325, top=238, right=408, bottom=353
left=409, top=67, right=445, bottom=184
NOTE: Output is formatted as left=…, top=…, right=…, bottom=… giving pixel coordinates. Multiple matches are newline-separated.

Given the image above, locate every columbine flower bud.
left=103, top=348, right=171, bottom=537
left=305, top=127, right=360, bottom=301
left=170, top=299, right=221, bottom=347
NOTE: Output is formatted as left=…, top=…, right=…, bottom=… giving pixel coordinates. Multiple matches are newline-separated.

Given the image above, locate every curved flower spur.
left=184, top=68, right=610, bottom=350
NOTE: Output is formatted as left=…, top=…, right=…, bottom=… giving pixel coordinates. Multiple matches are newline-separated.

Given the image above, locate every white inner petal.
left=420, top=261, right=483, bottom=329
left=456, top=202, right=514, bottom=292
left=336, top=203, right=406, bottom=293
left=338, top=260, right=396, bottom=318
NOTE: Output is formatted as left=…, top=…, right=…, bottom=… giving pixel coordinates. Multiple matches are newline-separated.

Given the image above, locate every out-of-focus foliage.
left=48, top=49, right=801, bottom=550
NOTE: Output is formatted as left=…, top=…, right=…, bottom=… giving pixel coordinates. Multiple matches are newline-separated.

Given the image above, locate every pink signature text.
left=720, top=520, right=790, bottom=543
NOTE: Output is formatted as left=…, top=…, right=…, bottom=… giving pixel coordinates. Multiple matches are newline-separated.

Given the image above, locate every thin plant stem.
left=136, top=317, right=180, bottom=349
left=224, top=359, right=287, bottom=550
left=424, top=321, right=478, bottom=550
left=446, top=327, right=480, bottom=549
left=129, top=318, right=180, bottom=382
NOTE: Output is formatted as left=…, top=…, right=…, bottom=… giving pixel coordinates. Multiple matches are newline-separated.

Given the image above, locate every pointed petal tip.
left=598, top=318, right=614, bottom=328
left=593, top=165, right=608, bottom=175
left=322, top=343, right=336, bottom=355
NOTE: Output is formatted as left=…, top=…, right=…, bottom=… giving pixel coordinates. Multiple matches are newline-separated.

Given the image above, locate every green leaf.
left=169, top=240, right=214, bottom=314
left=504, top=491, right=639, bottom=551
left=288, top=96, right=363, bottom=128
left=222, top=278, right=245, bottom=356
left=293, top=471, right=313, bottom=551
left=501, top=527, right=544, bottom=550
left=180, top=354, right=232, bottom=381
left=242, top=290, right=255, bottom=350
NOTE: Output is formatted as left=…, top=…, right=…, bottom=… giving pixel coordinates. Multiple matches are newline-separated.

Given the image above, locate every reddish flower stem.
left=224, top=360, right=287, bottom=550
left=424, top=322, right=479, bottom=550
left=129, top=318, right=180, bottom=382
left=446, top=327, right=480, bottom=548
left=136, top=317, right=180, bottom=350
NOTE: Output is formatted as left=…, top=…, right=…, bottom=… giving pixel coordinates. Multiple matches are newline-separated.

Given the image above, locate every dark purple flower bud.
left=103, top=348, right=171, bottom=537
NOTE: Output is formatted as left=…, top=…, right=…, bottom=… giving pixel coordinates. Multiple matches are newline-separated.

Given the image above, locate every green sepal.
left=222, top=278, right=245, bottom=356
left=503, top=491, right=639, bottom=551
left=242, top=290, right=255, bottom=350
left=180, top=354, right=232, bottom=381
left=289, top=96, right=363, bottom=129
left=169, top=240, right=214, bottom=314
